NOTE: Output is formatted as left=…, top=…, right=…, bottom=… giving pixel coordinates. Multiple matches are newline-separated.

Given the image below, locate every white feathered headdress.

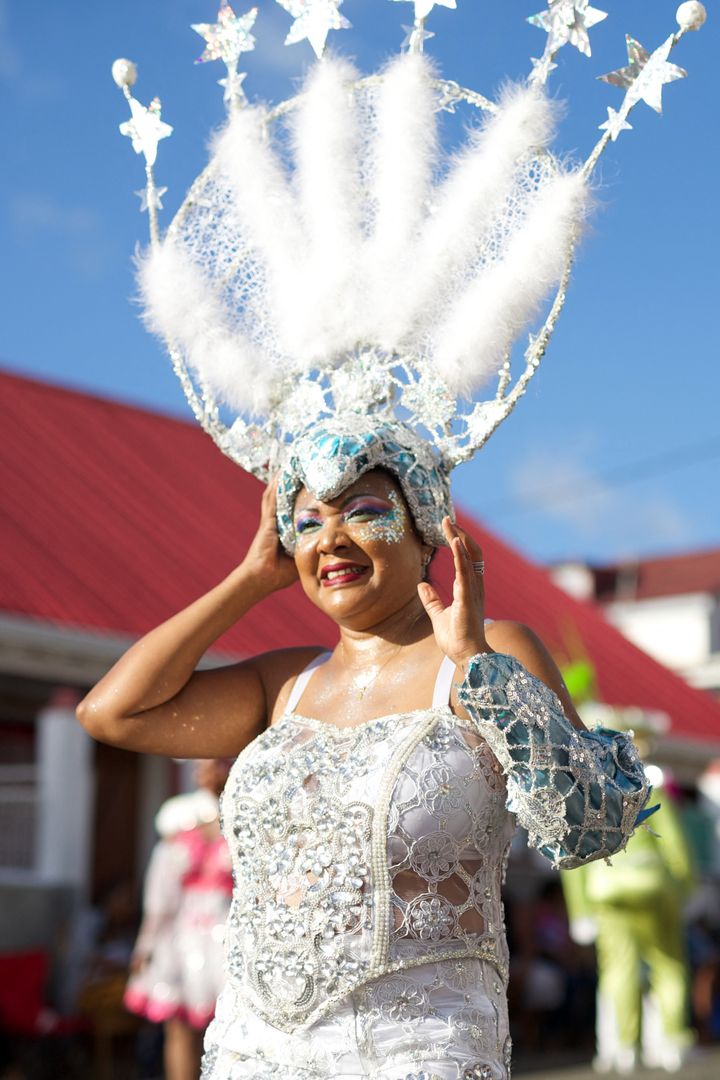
left=112, top=1, right=704, bottom=546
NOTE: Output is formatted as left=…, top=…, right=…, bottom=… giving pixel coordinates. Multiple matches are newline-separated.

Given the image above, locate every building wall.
left=0, top=665, right=176, bottom=1010
left=605, top=593, right=714, bottom=672
left=605, top=593, right=720, bottom=694
left=549, top=562, right=720, bottom=697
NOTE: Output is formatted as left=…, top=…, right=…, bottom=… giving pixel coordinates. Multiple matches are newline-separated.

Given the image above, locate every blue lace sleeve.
left=457, top=652, right=656, bottom=869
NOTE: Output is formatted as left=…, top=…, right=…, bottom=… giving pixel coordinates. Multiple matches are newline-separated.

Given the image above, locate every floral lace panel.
left=221, top=707, right=516, bottom=1032
left=388, top=718, right=513, bottom=950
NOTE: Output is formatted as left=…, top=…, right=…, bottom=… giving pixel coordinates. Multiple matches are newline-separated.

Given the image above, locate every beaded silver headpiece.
left=113, top=1, right=706, bottom=550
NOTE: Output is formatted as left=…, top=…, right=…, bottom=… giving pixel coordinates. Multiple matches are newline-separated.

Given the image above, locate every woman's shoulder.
left=484, top=619, right=545, bottom=657
left=252, top=645, right=332, bottom=722
left=252, top=644, right=331, bottom=678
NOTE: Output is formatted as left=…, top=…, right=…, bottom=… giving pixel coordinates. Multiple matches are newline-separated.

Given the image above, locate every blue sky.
left=1, top=0, right=718, bottom=566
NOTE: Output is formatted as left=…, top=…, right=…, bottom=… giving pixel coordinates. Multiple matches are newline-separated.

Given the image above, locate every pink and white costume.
left=125, top=819, right=233, bottom=1029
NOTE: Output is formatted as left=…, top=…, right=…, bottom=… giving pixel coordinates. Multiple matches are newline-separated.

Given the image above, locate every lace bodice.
left=221, top=656, right=514, bottom=1033
left=219, top=650, right=651, bottom=1035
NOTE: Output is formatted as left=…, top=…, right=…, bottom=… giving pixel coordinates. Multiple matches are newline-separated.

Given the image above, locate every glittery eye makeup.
left=343, top=496, right=393, bottom=520
left=294, top=513, right=323, bottom=535
left=352, top=490, right=406, bottom=544
left=293, top=489, right=407, bottom=545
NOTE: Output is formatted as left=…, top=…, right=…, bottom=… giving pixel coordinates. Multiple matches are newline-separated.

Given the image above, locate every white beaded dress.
left=201, top=648, right=650, bottom=1080
left=202, top=654, right=514, bottom=1080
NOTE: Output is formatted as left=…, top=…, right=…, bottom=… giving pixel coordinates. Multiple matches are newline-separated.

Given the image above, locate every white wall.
left=136, top=753, right=174, bottom=875
left=605, top=593, right=715, bottom=672
left=35, top=695, right=95, bottom=892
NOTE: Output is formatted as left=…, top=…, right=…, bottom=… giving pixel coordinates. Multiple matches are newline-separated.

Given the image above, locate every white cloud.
left=512, top=452, right=611, bottom=532
left=618, top=495, right=691, bottom=555
left=254, top=31, right=309, bottom=80
left=508, top=449, right=695, bottom=556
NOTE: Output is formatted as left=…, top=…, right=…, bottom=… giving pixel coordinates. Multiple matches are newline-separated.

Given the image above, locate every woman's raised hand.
left=417, top=517, right=491, bottom=668
left=241, top=479, right=299, bottom=594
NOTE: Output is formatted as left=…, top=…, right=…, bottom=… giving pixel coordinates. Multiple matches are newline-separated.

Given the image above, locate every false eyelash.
left=295, top=502, right=389, bottom=532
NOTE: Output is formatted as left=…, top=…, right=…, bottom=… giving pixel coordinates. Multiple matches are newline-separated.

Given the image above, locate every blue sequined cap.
left=275, top=416, right=453, bottom=553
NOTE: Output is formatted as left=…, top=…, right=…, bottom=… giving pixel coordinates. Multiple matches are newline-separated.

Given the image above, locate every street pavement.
left=515, top=1046, right=720, bottom=1079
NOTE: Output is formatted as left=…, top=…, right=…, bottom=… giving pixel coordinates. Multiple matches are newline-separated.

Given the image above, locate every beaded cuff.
left=457, top=653, right=656, bottom=869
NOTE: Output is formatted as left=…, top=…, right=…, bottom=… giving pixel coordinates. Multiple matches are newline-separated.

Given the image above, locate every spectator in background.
left=686, top=763, right=720, bottom=1044
left=124, top=759, right=233, bottom=1080
left=561, top=711, right=696, bottom=1073
left=503, top=825, right=598, bottom=1058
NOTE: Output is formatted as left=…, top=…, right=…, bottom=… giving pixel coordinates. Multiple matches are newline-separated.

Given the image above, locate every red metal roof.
left=2, top=368, right=718, bottom=744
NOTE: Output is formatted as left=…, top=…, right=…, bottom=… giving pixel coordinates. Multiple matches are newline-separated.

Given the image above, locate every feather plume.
left=144, top=58, right=583, bottom=454
left=363, top=51, right=438, bottom=344
left=289, top=57, right=363, bottom=360
left=432, top=169, right=588, bottom=395
left=138, top=241, right=268, bottom=413
left=386, top=84, right=557, bottom=345
left=212, top=106, right=302, bottom=357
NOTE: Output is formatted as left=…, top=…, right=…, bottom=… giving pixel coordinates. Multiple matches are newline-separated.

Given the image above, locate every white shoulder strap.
left=432, top=654, right=457, bottom=708
left=286, top=651, right=331, bottom=713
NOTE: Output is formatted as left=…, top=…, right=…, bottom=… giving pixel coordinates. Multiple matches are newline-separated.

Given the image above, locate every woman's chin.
left=321, top=583, right=375, bottom=613
left=312, top=580, right=381, bottom=621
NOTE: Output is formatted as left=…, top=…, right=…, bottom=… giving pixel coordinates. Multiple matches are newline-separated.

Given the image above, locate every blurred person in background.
left=560, top=665, right=696, bottom=1074
left=509, top=877, right=596, bottom=1053
left=124, top=759, right=233, bottom=1080
left=687, top=763, right=720, bottom=1044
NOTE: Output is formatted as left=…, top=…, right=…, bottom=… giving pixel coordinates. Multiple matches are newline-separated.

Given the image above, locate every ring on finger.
left=472, top=560, right=485, bottom=576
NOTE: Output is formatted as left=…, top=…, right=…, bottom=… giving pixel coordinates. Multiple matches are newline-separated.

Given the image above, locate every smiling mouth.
left=320, top=563, right=369, bottom=587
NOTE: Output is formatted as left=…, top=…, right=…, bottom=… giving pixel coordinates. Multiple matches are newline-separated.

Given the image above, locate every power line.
left=481, top=436, right=720, bottom=519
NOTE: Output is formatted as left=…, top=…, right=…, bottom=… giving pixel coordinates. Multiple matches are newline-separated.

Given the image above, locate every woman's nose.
left=316, top=514, right=350, bottom=553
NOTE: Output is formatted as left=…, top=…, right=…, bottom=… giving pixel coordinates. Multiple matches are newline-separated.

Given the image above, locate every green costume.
left=562, top=785, right=695, bottom=1068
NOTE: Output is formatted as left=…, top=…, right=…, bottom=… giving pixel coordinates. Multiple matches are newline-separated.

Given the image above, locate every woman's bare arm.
left=76, top=481, right=304, bottom=757
left=78, top=566, right=269, bottom=756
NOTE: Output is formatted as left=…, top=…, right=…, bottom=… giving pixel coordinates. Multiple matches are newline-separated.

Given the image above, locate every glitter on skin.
left=354, top=489, right=406, bottom=545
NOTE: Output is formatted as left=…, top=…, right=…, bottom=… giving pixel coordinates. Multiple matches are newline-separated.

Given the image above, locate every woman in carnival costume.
left=125, top=759, right=233, bottom=1080
left=80, top=2, right=707, bottom=1076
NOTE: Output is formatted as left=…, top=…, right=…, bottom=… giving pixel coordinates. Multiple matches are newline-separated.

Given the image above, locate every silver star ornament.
left=218, top=70, right=248, bottom=106
left=276, top=0, right=351, bottom=59
left=192, top=4, right=257, bottom=65
left=119, top=96, right=173, bottom=167
left=391, top=0, right=457, bottom=22
left=402, top=23, right=435, bottom=53
left=135, top=185, right=168, bottom=212
left=598, top=106, right=632, bottom=142
left=599, top=35, right=687, bottom=114
left=528, top=0, right=608, bottom=58
left=529, top=53, right=558, bottom=85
